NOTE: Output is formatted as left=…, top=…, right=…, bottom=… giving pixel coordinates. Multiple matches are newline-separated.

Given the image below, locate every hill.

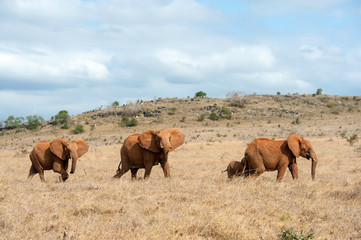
left=0, top=94, right=360, bottom=239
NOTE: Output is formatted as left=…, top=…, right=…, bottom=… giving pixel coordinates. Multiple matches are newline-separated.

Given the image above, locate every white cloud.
left=300, top=45, right=323, bottom=60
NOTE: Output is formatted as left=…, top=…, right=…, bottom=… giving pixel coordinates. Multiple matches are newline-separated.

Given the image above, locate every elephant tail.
left=116, top=161, right=122, bottom=172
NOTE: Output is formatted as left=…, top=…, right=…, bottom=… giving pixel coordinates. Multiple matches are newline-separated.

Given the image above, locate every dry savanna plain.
left=0, top=94, right=360, bottom=239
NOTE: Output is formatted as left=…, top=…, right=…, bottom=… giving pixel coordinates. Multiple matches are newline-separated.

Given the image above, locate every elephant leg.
left=53, top=159, right=68, bottom=181
left=30, top=156, right=45, bottom=181
left=113, top=161, right=130, bottom=178
left=144, top=163, right=153, bottom=179
left=28, top=165, right=37, bottom=179
left=288, top=163, right=299, bottom=180
left=276, top=164, right=288, bottom=181
left=130, top=168, right=139, bottom=180
left=161, top=161, right=170, bottom=178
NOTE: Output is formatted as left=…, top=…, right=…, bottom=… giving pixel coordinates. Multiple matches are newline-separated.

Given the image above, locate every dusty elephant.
left=243, top=133, right=317, bottom=181
left=223, top=159, right=247, bottom=179
left=28, top=138, right=89, bottom=181
left=113, top=128, right=185, bottom=179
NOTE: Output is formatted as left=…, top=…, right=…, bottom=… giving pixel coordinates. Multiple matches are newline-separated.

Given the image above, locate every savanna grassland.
left=0, top=94, right=360, bottom=239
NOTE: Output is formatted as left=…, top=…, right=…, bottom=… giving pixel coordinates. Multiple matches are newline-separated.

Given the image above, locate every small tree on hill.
left=316, top=88, right=323, bottom=95
left=4, top=115, right=24, bottom=129
left=195, top=91, right=207, bottom=98
left=26, top=115, right=44, bottom=130
left=54, top=110, right=70, bottom=129
left=112, top=101, right=119, bottom=107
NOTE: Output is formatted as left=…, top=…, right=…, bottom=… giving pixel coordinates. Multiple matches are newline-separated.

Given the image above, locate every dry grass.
left=0, top=95, right=361, bottom=239
left=0, top=138, right=360, bottom=239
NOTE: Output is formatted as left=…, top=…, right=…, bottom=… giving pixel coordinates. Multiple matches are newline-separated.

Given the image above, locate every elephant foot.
left=62, top=173, right=69, bottom=181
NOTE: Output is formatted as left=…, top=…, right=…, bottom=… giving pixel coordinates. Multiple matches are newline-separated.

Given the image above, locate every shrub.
left=168, top=107, right=177, bottom=115
left=112, top=101, right=119, bottom=107
left=197, top=114, right=206, bottom=122
left=180, top=116, right=186, bottom=122
left=291, top=117, right=300, bottom=125
left=121, top=116, right=138, bottom=127
left=209, top=112, right=220, bottom=121
left=316, top=88, right=323, bottom=95
left=226, top=91, right=246, bottom=108
left=220, top=106, right=232, bottom=119
left=72, top=124, right=85, bottom=134
left=277, top=91, right=281, bottom=95
left=346, top=134, right=359, bottom=146
left=54, top=110, right=70, bottom=124
left=123, top=101, right=143, bottom=116
left=195, top=91, right=206, bottom=98
left=279, top=227, right=314, bottom=240
left=4, top=115, right=24, bottom=129
left=143, top=109, right=155, bottom=117
left=26, top=115, right=44, bottom=130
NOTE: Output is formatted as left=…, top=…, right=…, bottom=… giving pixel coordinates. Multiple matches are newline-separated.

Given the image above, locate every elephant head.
left=50, top=138, right=89, bottom=174
left=138, top=128, right=185, bottom=167
left=287, top=133, right=317, bottom=180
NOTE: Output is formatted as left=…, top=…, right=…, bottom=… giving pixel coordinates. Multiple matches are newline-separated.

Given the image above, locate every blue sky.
left=0, top=0, right=360, bottom=120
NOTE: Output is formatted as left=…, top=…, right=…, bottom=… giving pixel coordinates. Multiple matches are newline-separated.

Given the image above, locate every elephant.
left=28, top=138, right=89, bottom=181
left=113, top=128, right=185, bottom=179
left=243, top=133, right=317, bottom=181
left=222, top=159, right=247, bottom=179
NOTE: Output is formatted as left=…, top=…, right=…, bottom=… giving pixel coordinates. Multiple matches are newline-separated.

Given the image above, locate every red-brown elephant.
left=243, top=133, right=317, bottom=181
left=28, top=138, right=89, bottom=181
left=113, top=128, right=184, bottom=179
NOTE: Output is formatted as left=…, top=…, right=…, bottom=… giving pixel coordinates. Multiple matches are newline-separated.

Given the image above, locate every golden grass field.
left=0, top=95, right=360, bottom=239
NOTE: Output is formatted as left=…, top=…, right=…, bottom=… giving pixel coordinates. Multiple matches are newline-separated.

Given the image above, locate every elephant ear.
left=138, top=129, right=160, bottom=153
left=167, top=128, right=185, bottom=152
left=287, top=133, right=301, bottom=158
left=73, top=138, right=89, bottom=158
left=50, top=138, right=68, bottom=160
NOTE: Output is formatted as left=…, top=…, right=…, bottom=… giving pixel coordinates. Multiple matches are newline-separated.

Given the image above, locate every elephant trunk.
left=160, top=151, right=169, bottom=168
left=70, top=153, right=78, bottom=174
left=310, top=150, right=317, bottom=180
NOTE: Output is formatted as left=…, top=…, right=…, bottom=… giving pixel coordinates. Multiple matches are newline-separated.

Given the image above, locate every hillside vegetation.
left=0, top=94, right=360, bottom=239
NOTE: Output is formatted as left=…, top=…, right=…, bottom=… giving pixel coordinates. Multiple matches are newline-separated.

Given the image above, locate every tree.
left=26, top=115, right=44, bottom=130
left=112, top=101, right=119, bottom=107
left=4, top=115, right=24, bottom=129
left=195, top=91, right=207, bottom=98
left=54, top=110, right=70, bottom=128
left=316, top=88, right=323, bottom=95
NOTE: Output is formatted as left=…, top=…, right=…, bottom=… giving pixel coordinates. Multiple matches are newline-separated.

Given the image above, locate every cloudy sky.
left=1, top=0, right=360, bottom=120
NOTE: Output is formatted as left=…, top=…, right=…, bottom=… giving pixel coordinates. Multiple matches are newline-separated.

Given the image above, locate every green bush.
left=316, top=88, right=323, bottom=95
left=195, top=91, right=206, bottom=98
left=54, top=110, right=70, bottom=128
left=346, top=134, right=358, bottom=146
left=168, top=107, right=177, bottom=115
left=121, top=116, right=138, bottom=127
left=209, top=112, right=220, bottom=121
left=279, top=227, right=314, bottom=240
left=54, top=110, right=70, bottom=124
left=26, top=115, right=44, bottom=130
left=73, top=124, right=85, bottom=134
left=221, top=106, right=232, bottom=119
left=112, top=101, right=119, bottom=107
left=4, top=116, right=24, bottom=129
left=197, top=114, right=206, bottom=122
left=291, top=117, right=300, bottom=125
